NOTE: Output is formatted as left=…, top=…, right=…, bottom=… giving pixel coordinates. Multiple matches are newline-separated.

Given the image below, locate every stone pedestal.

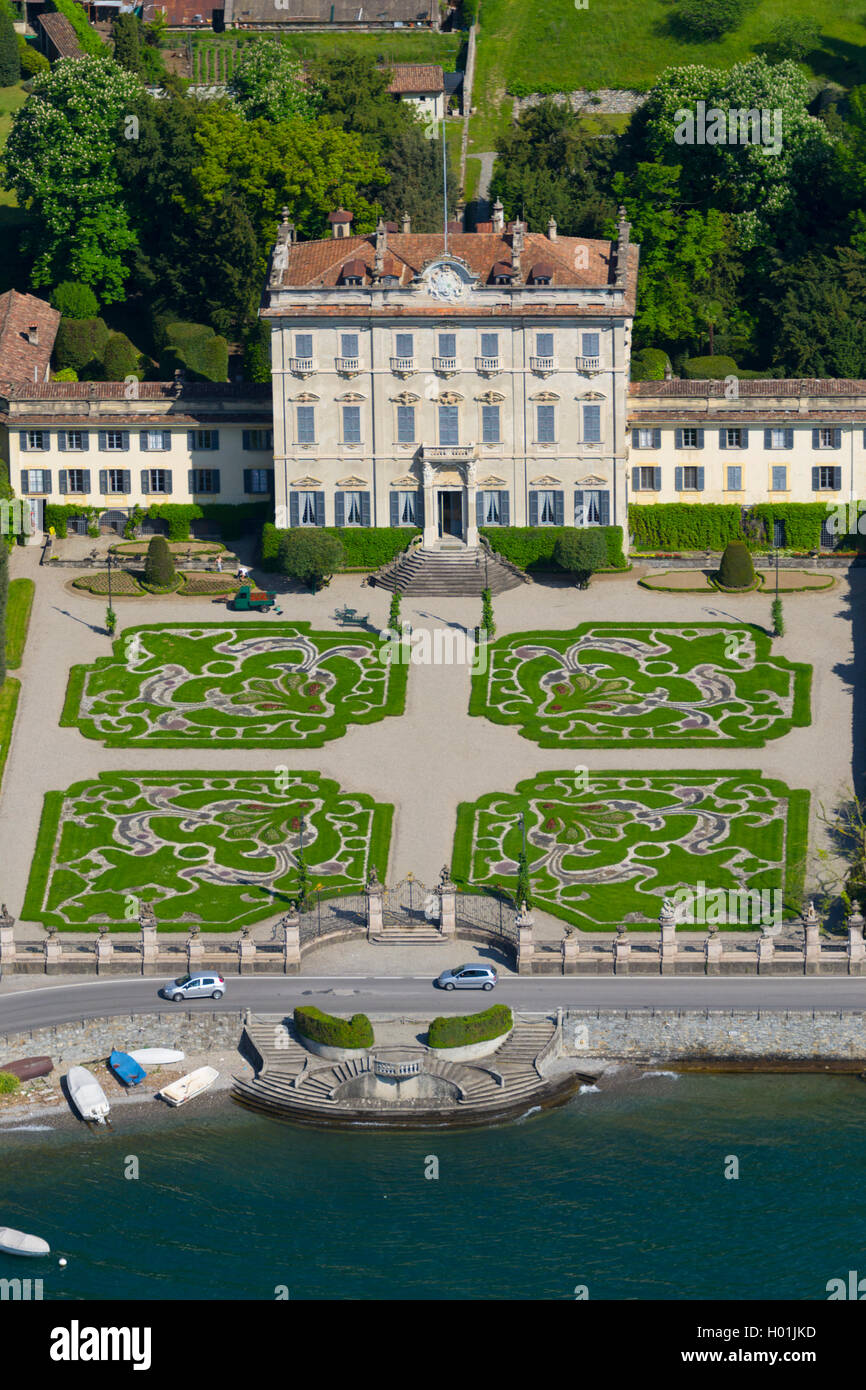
left=516, top=911, right=535, bottom=975
left=704, top=928, right=723, bottom=975
left=44, top=931, right=62, bottom=975
left=282, top=912, right=301, bottom=974
left=96, top=930, right=113, bottom=974
left=140, top=923, right=158, bottom=974
left=613, top=926, right=631, bottom=975
left=659, top=901, right=678, bottom=975
left=561, top=933, right=579, bottom=975
left=365, top=874, right=384, bottom=940
left=187, top=932, right=203, bottom=971
left=437, top=871, right=457, bottom=939
left=238, top=931, right=256, bottom=975
left=0, top=917, right=16, bottom=974
left=756, top=930, right=775, bottom=974
left=804, top=914, right=821, bottom=975
left=847, top=906, right=865, bottom=975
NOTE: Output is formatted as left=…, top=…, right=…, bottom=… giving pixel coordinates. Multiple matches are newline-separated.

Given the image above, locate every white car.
left=163, top=973, right=225, bottom=1001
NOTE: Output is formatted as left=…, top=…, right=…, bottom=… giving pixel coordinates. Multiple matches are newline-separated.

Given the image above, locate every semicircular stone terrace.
left=64, top=623, right=405, bottom=748
left=470, top=623, right=811, bottom=747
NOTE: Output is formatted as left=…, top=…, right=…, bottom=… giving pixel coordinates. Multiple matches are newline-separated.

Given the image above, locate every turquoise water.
left=2, top=1073, right=864, bottom=1301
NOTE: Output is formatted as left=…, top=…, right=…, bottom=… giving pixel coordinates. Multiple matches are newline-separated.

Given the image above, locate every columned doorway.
left=437, top=489, right=464, bottom=540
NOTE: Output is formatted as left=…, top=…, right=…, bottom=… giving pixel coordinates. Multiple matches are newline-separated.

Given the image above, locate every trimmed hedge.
left=51, top=281, right=98, bottom=320
left=159, top=322, right=228, bottom=383
left=45, top=504, right=98, bottom=538
left=681, top=355, right=739, bottom=380
left=102, top=331, right=142, bottom=381
left=261, top=524, right=419, bottom=572
left=630, top=347, right=671, bottom=381
left=718, top=539, right=755, bottom=589
left=428, top=1005, right=513, bottom=1050
left=480, top=526, right=627, bottom=571
left=294, top=1007, right=374, bottom=1049
left=629, top=503, right=743, bottom=551
left=54, top=317, right=109, bottom=374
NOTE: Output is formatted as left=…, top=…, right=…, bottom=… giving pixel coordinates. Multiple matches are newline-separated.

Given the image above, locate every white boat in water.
left=67, top=1066, right=110, bottom=1124
left=127, top=1049, right=185, bottom=1067
left=157, top=1066, right=218, bottom=1107
left=0, top=1226, right=50, bottom=1257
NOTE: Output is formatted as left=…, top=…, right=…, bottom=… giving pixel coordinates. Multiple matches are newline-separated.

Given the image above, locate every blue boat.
left=108, top=1050, right=147, bottom=1087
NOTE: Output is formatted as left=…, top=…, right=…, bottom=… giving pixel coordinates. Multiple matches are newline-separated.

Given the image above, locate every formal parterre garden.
left=453, top=771, right=808, bottom=931
left=24, top=772, right=392, bottom=932
left=470, top=623, right=811, bottom=747
left=63, top=623, right=407, bottom=748
left=72, top=569, right=240, bottom=598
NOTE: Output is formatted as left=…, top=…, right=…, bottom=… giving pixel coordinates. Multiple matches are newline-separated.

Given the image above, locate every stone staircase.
left=369, top=925, right=447, bottom=945
left=374, top=545, right=525, bottom=596
left=232, top=1016, right=565, bottom=1123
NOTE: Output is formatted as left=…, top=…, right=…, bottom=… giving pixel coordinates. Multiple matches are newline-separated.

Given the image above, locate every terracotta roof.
left=7, top=412, right=274, bottom=427
left=228, top=0, right=438, bottom=22
left=0, top=292, right=60, bottom=387
left=36, top=11, right=85, bottom=59
left=629, top=408, right=866, bottom=424
left=340, top=259, right=367, bottom=281
left=629, top=379, right=866, bottom=397
left=529, top=262, right=554, bottom=281
left=385, top=64, right=444, bottom=95
left=328, top=209, right=354, bottom=225
left=1, top=381, right=271, bottom=401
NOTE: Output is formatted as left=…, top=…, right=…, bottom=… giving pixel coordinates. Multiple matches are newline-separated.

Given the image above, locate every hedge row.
left=158, top=321, right=229, bottom=384
left=428, top=1005, right=513, bottom=1050
left=630, top=502, right=866, bottom=552
left=480, top=525, right=627, bottom=571
left=293, top=1007, right=374, bottom=1050
left=261, top=524, right=419, bottom=571
left=46, top=502, right=270, bottom=542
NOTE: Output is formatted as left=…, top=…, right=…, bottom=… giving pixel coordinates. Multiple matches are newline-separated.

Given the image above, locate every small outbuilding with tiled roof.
left=0, top=291, right=60, bottom=387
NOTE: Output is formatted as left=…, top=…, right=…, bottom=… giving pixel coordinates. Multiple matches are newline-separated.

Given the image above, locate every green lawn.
left=24, top=771, right=393, bottom=931
left=190, top=30, right=465, bottom=82
left=0, top=677, right=20, bottom=792
left=5, top=577, right=34, bottom=670
left=453, top=770, right=809, bottom=930
left=471, top=623, right=811, bottom=747
left=469, top=0, right=866, bottom=155
left=63, top=622, right=407, bottom=748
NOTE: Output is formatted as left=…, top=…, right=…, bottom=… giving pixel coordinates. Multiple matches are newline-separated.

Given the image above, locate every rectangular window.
left=438, top=404, right=459, bottom=446
left=536, top=332, right=554, bottom=358
left=106, top=469, right=126, bottom=493
left=297, top=406, right=316, bottom=445
left=395, top=333, right=414, bottom=358
left=298, top=491, right=319, bottom=526
left=396, top=405, right=415, bottom=444
left=818, top=428, right=834, bottom=449
left=682, top=427, right=699, bottom=449
left=66, top=430, right=85, bottom=452
left=243, top=430, right=273, bottom=451
left=144, top=429, right=169, bottom=452
left=21, top=469, right=50, bottom=493
left=23, top=430, right=46, bottom=451
left=537, top=489, right=557, bottom=524
left=147, top=469, right=169, bottom=494
left=682, top=466, right=700, bottom=490
left=105, top=430, right=125, bottom=451
left=191, top=469, right=220, bottom=494
left=480, top=332, right=499, bottom=359
left=344, top=490, right=364, bottom=525
left=771, top=428, right=787, bottom=449
left=771, top=465, right=787, bottom=491
left=536, top=404, right=555, bottom=443
left=295, top=333, right=313, bottom=359
left=726, top=466, right=742, bottom=491
left=581, top=332, right=600, bottom=358
left=582, top=404, right=601, bottom=443
left=340, top=332, right=359, bottom=359
left=817, top=465, right=838, bottom=489
left=438, top=333, right=456, bottom=358
left=726, top=428, right=743, bottom=449
left=190, top=430, right=219, bottom=451
left=481, top=404, right=500, bottom=443
left=66, top=469, right=88, bottom=494
left=342, top=405, right=361, bottom=444
left=481, top=490, right=501, bottom=525
left=637, top=467, right=657, bottom=490
left=397, top=490, right=416, bottom=525
left=637, top=429, right=655, bottom=449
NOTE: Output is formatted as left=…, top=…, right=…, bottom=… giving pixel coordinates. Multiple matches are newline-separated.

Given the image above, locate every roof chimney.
left=511, top=219, right=525, bottom=282
left=328, top=208, right=354, bottom=240
left=547, top=216, right=557, bottom=242
left=492, top=198, right=505, bottom=234
left=374, top=217, right=387, bottom=277
left=402, top=211, right=411, bottom=234
left=27, top=323, right=39, bottom=346
left=615, top=204, right=631, bottom=288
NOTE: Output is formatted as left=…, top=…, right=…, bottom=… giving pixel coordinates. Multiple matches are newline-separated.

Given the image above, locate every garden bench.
left=334, top=606, right=369, bottom=627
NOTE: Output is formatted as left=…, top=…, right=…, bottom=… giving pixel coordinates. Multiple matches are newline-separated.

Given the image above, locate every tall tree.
left=230, top=39, right=319, bottom=123
left=112, top=13, right=142, bottom=75
left=4, top=57, right=143, bottom=302
left=490, top=98, right=616, bottom=237
left=0, top=2, right=20, bottom=87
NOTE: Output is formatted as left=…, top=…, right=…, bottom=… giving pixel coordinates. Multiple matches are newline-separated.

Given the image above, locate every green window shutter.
left=652, top=428, right=661, bottom=449
left=675, top=428, right=682, bottom=449
left=289, top=493, right=299, bottom=527
left=696, top=467, right=705, bottom=491
left=59, top=469, right=68, bottom=494
left=696, top=429, right=704, bottom=448
left=785, top=429, right=793, bottom=449
left=631, top=467, right=639, bottom=491
left=719, top=430, right=727, bottom=450
left=553, top=491, right=564, bottom=526
left=82, top=469, right=91, bottom=492
left=164, top=471, right=173, bottom=496
left=529, top=492, right=539, bottom=526
left=598, top=490, right=610, bottom=526
left=653, top=469, right=662, bottom=491
left=314, top=492, right=325, bottom=526
left=500, top=491, right=510, bottom=525
left=141, top=470, right=150, bottom=494
left=764, top=429, right=772, bottom=449
left=334, top=491, right=345, bottom=527
left=811, top=467, right=820, bottom=490
left=390, top=492, right=399, bottom=527
left=674, top=467, right=683, bottom=491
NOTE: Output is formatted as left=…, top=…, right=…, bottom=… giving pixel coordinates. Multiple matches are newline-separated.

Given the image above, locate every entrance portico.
left=421, top=447, right=478, bottom=548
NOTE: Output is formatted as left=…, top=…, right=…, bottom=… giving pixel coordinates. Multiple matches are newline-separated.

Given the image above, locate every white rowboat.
left=0, top=1226, right=50, bottom=1257
left=127, top=1049, right=185, bottom=1066
left=157, top=1066, right=218, bottom=1107
left=67, top=1066, right=110, bottom=1124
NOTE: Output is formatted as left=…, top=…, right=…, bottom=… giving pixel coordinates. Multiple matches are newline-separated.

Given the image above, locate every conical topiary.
left=718, top=539, right=755, bottom=590
left=144, top=535, right=175, bottom=589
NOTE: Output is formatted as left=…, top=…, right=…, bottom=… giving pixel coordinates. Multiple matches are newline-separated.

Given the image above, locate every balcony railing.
left=421, top=444, right=477, bottom=462
left=475, top=356, right=500, bottom=374
left=576, top=356, right=601, bottom=372
left=530, top=356, right=558, bottom=374
left=288, top=357, right=317, bottom=376
left=335, top=356, right=360, bottom=373
left=432, top=356, right=459, bottom=374
left=390, top=356, right=416, bottom=375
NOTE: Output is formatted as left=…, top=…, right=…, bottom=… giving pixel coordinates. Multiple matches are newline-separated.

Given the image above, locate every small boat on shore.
left=109, top=1051, right=146, bottom=1087
left=67, top=1067, right=110, bottom=1124
left=158, top=1067, right=218, bottom=1107
left=0, top=1057, right=53, bottom=1082
left=0, top=1226, right=50, bottom=1258
left=127, top=1049, right=185, bottom=1067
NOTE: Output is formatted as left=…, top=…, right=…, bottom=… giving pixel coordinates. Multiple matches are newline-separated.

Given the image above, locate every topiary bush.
left=681, top=355, right=739, bottom=380
left=275, top=530, right=346, bottom=590
left=630, top=347, right=671, bottom=381
left=51, top=281, right=99, bottom=321
left=554, top=528, right=608, bottom=586
left=428, top=1005, right=513, bottom=1050
left=294, top=1007, right=374, bottom=1050
left=159, top=322, right=228, bottom=383
left=143, top=534, right=176, bottom=589
left=675, top=0, right=744, bottom=40
left=53, top=317, right=109, bottom=375
left=102, top=332, right=142, bottom=381
left=717, top=539, right=756, bottom=590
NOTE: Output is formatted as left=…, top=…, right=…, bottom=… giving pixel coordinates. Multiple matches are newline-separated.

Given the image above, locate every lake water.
left=2, top=1072, right=863, bottom=1301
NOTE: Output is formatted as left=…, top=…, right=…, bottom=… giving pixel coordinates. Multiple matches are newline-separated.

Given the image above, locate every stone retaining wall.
left=0, top=1012, right=247, bottom=1066
left=563, top=1010, right=866, bottom=1061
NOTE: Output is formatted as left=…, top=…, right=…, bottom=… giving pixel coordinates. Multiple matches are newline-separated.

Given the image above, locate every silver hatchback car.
left=437, top=964, right=498, bottom=991
left=163, top=973, right=226, bottom=1001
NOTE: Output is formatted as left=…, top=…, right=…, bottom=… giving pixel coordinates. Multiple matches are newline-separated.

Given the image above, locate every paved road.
left=3, top=975, right=866, bottom=1032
